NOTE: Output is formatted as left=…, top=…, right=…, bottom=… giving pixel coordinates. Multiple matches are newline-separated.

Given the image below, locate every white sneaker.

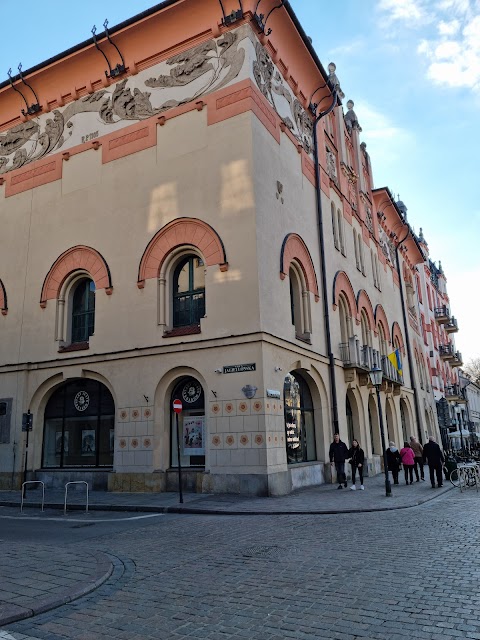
left=360, top=485, right=365, bottom=490
left=350, top=485, right=356, bottom=491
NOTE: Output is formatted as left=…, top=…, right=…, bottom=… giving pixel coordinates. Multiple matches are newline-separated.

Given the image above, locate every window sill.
left=295, top=333, right=312, bottom=345
left=163, top=325, right=201, bottom=338
left=58, top=341, right=89, bottom=353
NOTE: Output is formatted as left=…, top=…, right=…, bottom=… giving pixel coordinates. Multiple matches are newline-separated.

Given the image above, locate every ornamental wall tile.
left=0, top=24, right=314, bottom=177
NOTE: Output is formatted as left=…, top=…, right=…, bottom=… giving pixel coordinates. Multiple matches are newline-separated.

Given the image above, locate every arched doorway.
left=284, top=372, right=316, bottom=464
left=171, top=377, right=205, bottom=468
left=42, top=379, right=114, bottom=468
left=368, top=395, right=381, bottom=454
left=385, top=399, right=395, bottom=444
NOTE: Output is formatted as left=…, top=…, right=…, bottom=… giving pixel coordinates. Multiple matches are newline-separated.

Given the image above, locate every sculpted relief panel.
left=0, top=25, right=314, bottom=177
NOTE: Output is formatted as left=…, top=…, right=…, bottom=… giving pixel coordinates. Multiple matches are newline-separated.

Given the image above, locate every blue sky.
left=1, top=0, right=478, bottom=361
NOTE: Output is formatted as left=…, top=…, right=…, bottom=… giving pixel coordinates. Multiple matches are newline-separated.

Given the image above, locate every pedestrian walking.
left=386, top=442, right=402, bottom=485
left=329, top=433, right=349, bottom=489
left=348, top=439, right=365, bottom=491
left=423, top=435, right=445, bottom=488
left=400, top=441, right=415, bottom=485
left=409, top=435, right=424, bottom=482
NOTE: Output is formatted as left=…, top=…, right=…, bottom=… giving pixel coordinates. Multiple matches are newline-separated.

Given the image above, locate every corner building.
left=0, top=0, right=441, bottom=495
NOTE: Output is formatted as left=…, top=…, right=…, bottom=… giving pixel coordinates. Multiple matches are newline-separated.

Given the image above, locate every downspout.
left=395, top=229, right=424, bottom=443
left=312, top=90, right=339, bottom=434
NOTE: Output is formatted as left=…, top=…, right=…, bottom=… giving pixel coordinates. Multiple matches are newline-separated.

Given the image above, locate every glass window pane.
left=62, top=417, right=97, bottom=467
left=176, top=261, right=190, bottom=293
left=303, top=411, right=316, bottom=461
left=43, top=418, right=63, bottom=467
left=193, top=259, right=205, bottom=288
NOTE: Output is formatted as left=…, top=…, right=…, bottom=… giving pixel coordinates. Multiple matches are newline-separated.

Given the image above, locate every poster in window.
left=109, top=429, right=115, bottom=453
left=55, top=431, right=69, bottom=454
left=183, top=416, right=205, bottom=455
left=81, top=429, right=96, bottom=455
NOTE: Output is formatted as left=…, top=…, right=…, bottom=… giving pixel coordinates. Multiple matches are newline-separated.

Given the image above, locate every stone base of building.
left=0, top=472, right=22, bottom=490
left=35, top=469, right=111, bottom=491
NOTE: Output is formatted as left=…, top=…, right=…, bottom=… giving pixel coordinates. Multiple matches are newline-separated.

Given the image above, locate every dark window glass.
left=42, top=379, right=114, bottom=468
left=173, top=257, right=205, bottom=327
left=72, top=279, right=95, bottom=343
left=346, top=396, right=354, bottom=445
left=170, top=377, right=205, bottom=468
left=284, top=372, right=316, bottom=464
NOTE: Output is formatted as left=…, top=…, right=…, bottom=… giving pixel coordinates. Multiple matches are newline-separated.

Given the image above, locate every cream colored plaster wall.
left=0, top=109, right=259, bottom=365
left=251, top=116, right=323, bottom=352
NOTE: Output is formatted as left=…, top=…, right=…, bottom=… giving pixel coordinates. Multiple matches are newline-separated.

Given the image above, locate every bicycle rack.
left=64, top=481, right=89, bottom=515
left=20, top=481, right=45, bottom=513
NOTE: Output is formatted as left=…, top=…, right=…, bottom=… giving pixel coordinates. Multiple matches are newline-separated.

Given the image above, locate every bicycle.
left=445, top=462, right=480, bottom=491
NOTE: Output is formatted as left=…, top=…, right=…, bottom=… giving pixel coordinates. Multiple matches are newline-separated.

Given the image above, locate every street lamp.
left=369, top=364, right=392, bottom=497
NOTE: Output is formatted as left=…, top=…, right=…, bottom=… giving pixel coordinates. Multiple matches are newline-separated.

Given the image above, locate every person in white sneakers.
left=347, top=439, right=365, bottom=490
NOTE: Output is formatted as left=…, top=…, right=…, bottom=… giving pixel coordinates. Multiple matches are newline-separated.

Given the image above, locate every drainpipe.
left=395, top=229, right=424, bottom=443
left=312, top=90, right=339, bottom=434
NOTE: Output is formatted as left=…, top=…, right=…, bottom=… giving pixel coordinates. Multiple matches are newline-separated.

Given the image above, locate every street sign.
left=173, top=399, right=182, bottom=414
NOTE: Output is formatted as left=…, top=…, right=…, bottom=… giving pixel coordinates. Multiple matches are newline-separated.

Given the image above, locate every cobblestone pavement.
left=3, top=488, right=480, bottom=639
left=0, top=544, right=112, bottom=626
left=0, top=474, right=452, bottom=514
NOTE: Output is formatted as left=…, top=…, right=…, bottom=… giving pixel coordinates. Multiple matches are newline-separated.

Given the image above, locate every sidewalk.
left=0, top=474, right=453, bottom=516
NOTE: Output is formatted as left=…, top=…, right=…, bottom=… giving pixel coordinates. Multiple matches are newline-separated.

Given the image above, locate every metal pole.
left=176, top=412, right=183, bottom=504
left=376, top=386, right=392, bottom=497
left=22, top=428, right=29, bottom=499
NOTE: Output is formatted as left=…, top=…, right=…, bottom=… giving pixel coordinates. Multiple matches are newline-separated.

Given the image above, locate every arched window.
left=378, top=323, right=387, bottom=357
left=171, top=377, right=205, bottom=468
left=337, top=209, right=346, bottom=256
left=400, top=401, right=408, bottom=442
left=338, top=295, right=352, bottom=344
left=375, top=255, right=381, bottom=290
left=71, top=278, right=95, bottom=344
left=43, top=379, right=114, bottom=468
left=173, top=256, right=205, bottom=328
left=289, top=264, right=311, bottom=340
left=371, top=250, right=377, bottom=287
left=360, top=310, right=371, bottom=347
left=346, top=396, right=354, bottom=445
left=359, top=236, right=365, bottom=275
left=284, top=372, right=316, bottom=464
left=332, top=202, right=339, bottom=249
left=353, top=229, right=360, bottom=269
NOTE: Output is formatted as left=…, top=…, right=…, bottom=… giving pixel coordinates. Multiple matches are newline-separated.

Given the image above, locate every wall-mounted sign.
left=266, top=389, right=281, bottom=399
left=223, top=363, right=256, bottom=374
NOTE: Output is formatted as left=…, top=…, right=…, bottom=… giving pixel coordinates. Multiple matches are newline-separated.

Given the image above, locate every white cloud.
left=378, top=0, right=480, bottom=92
left=378, top=0, right=427, bottom=24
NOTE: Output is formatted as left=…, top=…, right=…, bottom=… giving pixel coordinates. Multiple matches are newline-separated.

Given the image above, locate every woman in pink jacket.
left=400, top=442, right=415, bottom=485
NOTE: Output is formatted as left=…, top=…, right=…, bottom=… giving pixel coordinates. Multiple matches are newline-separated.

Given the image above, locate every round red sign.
left=173, top=399, right=182, bottom=414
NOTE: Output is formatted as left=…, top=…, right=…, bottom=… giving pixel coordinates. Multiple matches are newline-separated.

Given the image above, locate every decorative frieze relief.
left=0, top=24, right=315, bottom=178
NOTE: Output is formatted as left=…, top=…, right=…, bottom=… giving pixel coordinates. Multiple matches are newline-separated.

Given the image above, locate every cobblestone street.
left=2, top=488, right=480, bottom=639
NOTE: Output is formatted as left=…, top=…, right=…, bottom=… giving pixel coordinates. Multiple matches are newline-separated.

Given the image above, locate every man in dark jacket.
left=422, top=436, right=445, bottom=488
left=329, top=433, right=349, bottom=489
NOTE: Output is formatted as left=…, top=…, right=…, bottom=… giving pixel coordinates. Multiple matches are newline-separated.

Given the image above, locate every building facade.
left=0, top=0, right=446, bottom=495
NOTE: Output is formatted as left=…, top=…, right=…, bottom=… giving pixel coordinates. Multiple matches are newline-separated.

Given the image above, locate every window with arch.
left=353, top=229, right=360, bottom=270
left=289, top=264, right=311, bottom=342
left=378, top=323, right=388, bottom=357
left=346, top=396, right=355, bottom=445
left=359, top=236, right=366, bottom=275
left=71, top=278, right=95, bottom=344
left=284, top=372, right=316, bottom=464
left=332, top=202, right=339, bottom=249
left=42, top=379, right=114, bottom=468
left=172, top=255, right=205, bottom=328
left=171, top=377, right=205, bottom=468
left=371, top=250, right=378, bottom=288
left=360, top=310, right=371, bottom=348
left=375, top=255, right=381, bottom=290
left=338, top=294, right=352, bottom=345
left=337, top=209, right=346, bottom=256
left=400, top=401, right=408, bottom=442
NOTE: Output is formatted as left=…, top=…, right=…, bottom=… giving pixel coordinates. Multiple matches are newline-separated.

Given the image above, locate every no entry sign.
left=173, top=399, right=182, bottom=414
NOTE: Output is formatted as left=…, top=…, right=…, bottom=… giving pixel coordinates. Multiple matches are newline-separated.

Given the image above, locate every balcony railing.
left=381, top=354, right=403, bottom=386
left=451, top=351, right=463, bottom=368
left=445, top=384, right=466, bottom=403
left=439, top=344, right=454, bottom=359
left=339, top=339, right=378, bottom=372
left=434, top=306, right=450, bottom=324
left=445, top=316, right=459, bottom=333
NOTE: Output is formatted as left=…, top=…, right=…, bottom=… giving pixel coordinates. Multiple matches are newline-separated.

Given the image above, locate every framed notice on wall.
left=183, top=416, right=205, bottom=456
